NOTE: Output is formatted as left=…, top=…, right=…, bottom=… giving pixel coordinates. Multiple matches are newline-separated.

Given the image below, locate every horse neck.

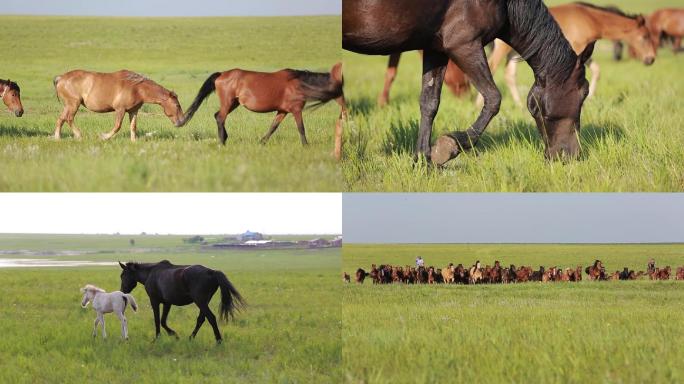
left=583, top=8, right=639, bottom=41
left=138, top=81, right=167, bottom=104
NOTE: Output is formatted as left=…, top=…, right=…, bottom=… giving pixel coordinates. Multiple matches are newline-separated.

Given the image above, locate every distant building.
left=331, top=236, right=342, bottom=247
left=238, top=230, right=264, bottom=242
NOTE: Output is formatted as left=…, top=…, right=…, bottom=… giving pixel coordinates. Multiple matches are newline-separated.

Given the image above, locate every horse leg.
left=504, top=59, right=522, bottom=107
left=333, top=95, right=348, bottom=160
left=190, top=312, right=206, bottom=339
left=587, top=61, right=600, bottom=98
left=128, top=108, right=139, bottom=142
left=54, top=105, right=77, bottom=140
left=198, top=304, right=222, bottom=343
left=378, top=53, right=401, bottom=107
left=101, top=109, right=126, bottom=140
left=92, top=315, right=100, bottom=337
left=415, top=49, right=448, bottom=161
left=151, top=300, right=161, bottom=340
left=674, top=36, right=682, bottom=53
left=431, top=42, right=501, bottom=166
left=260, top=112, right=287, bottom=144
left=292, top=109, right=308, bottom=145
left=116, top=311, right=128, bottom=340
left=214, top=99, right=239, bottom=145
left=160, top=303, right=178, bottom=337
left=100, top=313, right=107, bottom=339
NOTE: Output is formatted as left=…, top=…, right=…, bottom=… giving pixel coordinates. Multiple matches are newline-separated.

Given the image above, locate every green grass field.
left=0, top=234, right=341, bottom=383
left=0, top=16, right=342, bottom=191
left=343, top=243, right=684, bottom=383
left=342, top=0, right=684, bottom=192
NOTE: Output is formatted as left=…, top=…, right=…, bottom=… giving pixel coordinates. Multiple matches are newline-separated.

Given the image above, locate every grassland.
left=0, top=16, right=341, bottom=191
left=0, top=234, right=341, bottom=383
left=342, top=0, right=684, bottom=192
left=342, top=243, right=684, bottom=383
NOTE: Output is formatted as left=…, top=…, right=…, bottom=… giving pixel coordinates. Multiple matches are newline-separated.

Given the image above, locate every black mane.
left=575, top=2, right=637, bottom=19
left=287, top=69, right=343, bottom=105
left=0, top=79, right=20, bottom=92
left=507, top=0, right=577, bottom=81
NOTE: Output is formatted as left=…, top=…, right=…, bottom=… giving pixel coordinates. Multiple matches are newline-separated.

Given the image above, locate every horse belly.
left=238, top=87, right=281, bottom=113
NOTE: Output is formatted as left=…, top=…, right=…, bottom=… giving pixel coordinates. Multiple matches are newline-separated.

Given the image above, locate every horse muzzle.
left=15, top=109, right=23, bottom=117
left=643, top=56, right=655, bottom=66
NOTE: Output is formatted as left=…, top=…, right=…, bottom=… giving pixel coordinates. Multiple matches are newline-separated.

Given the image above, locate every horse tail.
left=214, top=270, right=245, bottom=322
left=123, top=293, right=138, bottom=312
left=178, top=72, right=221, bottom=126
left=53, top=76, right=61, bottom=103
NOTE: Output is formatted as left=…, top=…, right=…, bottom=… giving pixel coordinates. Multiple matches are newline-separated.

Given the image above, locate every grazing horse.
left=343, top=272, right=351, bottom=283
left=0, top=79, right=23, bottom=117
left=486, top=3, right=655, bottom=105
left=378, top=53, right=470, bottom=107
left=81, top=284, right=138, bottom=340
left=343, top=0, right=594, bottom=165
left=119, top=260, right=244, bottom=344
left=648, top=9, right=684, bottom=52
left=53, top=70, right=183, bottom=141
left=355, top=268, right=368, bottom=283
left=178, top=63, right=346, bottom=160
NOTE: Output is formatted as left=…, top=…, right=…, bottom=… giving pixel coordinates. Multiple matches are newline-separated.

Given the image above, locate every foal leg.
left=587, top=61, right=600, bottom=98
left=378, top=53, right=401, bottom=107
left=292, top=109, right=308, bottom=145
left=101, top=109, right=126, bottom=140
left=260, top=112, right=287, bottom=144
left=116, top=311, right=128, bottom=340
left=160, top=303, right=178, bottom=337
left=415, top=49, right=448, bottom=161
left=92, top=316, right=100, bottom=337
left=431, top=41, right=501, bottom=166
left=190, top=312, right=206, bottom=339
left=100, top=313, right=107, bottom=339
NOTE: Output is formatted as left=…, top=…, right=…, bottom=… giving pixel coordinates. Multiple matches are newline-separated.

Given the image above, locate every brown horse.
left=486, top=3, right=656, bottom=106
left=0, top=79, right=23, bottom=117
left=585, top=260, right=603, bottom=281
left=178, top=63, right=346, bottom=160
left=648, top=8, right=684, bottom=52
left=53, top=70, right=183, bottom=141
left=355, top=268, right=369, bottom=283
left=676, top=267, right=684, bottom=280
left=343, top=272, right=351, bottom=283
left=344, top=0, right=594, bottom=165
left=378, top=53, right=470, bottom=107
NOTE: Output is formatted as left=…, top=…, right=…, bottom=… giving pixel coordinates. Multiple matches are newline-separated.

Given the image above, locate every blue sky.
left=0, top=0, right=340, bottom=17
left=343, top=194, right=684, bottom=244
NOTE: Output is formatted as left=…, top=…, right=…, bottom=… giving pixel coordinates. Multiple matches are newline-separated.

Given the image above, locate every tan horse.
left=178, top=63, right=346, bottom=160
left=483, top=3, right=656, bottom=106
left=648, top=8, right=684, bottom=52
left=53, top=70, right=183, bottom=141
left=0, top=79, right=23, bottom=117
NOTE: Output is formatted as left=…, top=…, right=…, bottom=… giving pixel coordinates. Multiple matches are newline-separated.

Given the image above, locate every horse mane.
left=506, top=0, right=577, bottom=81
left=0, top=79, right=20, bottom=92
left=287, top=69, right=343, bottom=106
left=574, top=2, right=638, bottom=20
left=82, top=284, right=105, bottom=293
left=123, top=71, right=151, bottom=84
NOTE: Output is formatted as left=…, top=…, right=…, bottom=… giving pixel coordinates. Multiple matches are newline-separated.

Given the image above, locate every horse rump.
left=214, top=270, right=246, bottom=322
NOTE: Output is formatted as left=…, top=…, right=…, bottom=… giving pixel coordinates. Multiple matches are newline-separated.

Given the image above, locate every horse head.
left=1, top=80, right=23, bottom=117
left=119, top=261, right=139, bottom=293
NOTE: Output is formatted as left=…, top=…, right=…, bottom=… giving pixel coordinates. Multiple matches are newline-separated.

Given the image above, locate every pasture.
left=0, top=234, right=341, bottom=383
left=342, top=0, right=684, bottom=192
left=342, top=243, right=684, bottom=383
left=0, top=16, right=341, bottom=191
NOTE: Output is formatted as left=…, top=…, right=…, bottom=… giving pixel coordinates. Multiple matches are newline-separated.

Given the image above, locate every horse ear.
left=578, top=41, right=595, bottom=66
left=330, top=62, right=343, bottom=83
left=119, top=261, right=126, bottom=270
left=170, top=91, right=178, bottom=98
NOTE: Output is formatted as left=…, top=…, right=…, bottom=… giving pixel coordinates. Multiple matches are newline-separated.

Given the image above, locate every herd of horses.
left=4, top=64, right=346, bottom=159
left=343, top=1, right=683, bottom=165
left=345, top=260, right=684, bottom=285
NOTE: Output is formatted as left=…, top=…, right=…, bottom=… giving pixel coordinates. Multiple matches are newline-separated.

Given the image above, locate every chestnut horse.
left=485, top=3, right=655, bottom=106
left=648, top=8, right=684, bottom=53
left=585, top=260, right=603, bottom=281
left=53, top=70, right=183, bottom=141
left=0, top=79, right=23, bottom=117
left=378, top=53, right=470, bottom=106
left=344, top=0, right=594, bottom=165
left=178, top=63, right=346, bottom=160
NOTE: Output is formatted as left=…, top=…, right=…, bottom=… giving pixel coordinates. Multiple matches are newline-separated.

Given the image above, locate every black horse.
left=343, top=0, right=595, bottom=165
left=119, top=260, right=245, bottom=343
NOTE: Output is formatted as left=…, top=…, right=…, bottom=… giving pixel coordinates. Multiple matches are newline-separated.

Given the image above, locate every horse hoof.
left=430, top=135, right=459, bottom=167
left=216, top=339, right=223, bottom=345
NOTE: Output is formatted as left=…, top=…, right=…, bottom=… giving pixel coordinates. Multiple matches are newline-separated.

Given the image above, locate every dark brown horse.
left=378, top=53, right=470, bottom=106
left=178, top=63, right=346, bottom=160
left=53, top=70, right=183, bottom=141
left=355, top=268, right=369, bottom=283
left=0, top=79, right=23, bottom=117
left=343, top=0, right=594, bottom=165
left=585, top=260, right=603, bottom=281
left=648, top=8, right=684, bottom=52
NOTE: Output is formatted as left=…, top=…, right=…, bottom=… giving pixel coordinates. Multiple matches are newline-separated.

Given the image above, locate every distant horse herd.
left=344, top=260, right=684, bottom=285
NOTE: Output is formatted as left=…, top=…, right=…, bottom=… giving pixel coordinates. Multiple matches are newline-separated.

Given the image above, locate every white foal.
left=80, top=284, right=138, bottom=340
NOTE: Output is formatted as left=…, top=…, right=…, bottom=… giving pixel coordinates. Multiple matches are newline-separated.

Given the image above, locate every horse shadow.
left=0, top=124, right=45, bottom=138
